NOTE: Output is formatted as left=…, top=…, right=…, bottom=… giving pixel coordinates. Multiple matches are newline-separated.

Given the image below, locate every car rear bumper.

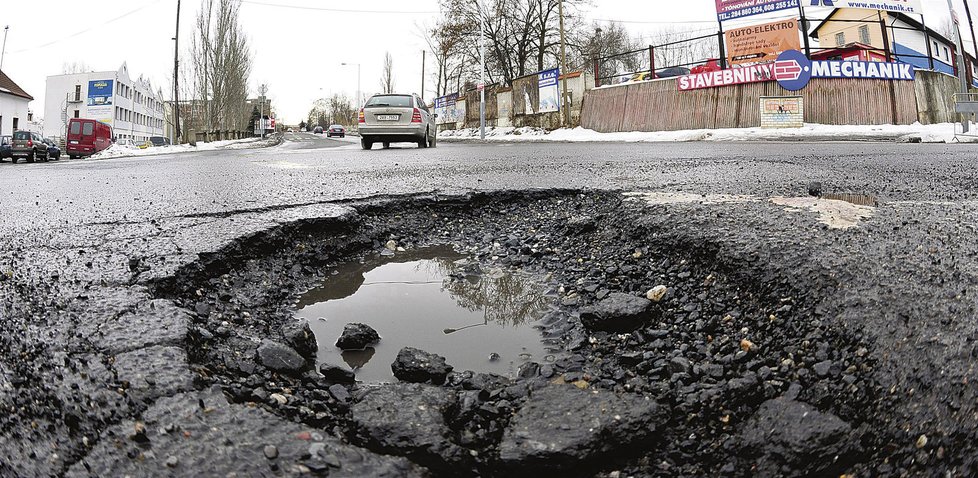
left=67, top=145, right=95, bottom=156
left=359, top=124, right=426, bottom=138
left=10, top=148, right=34, bottom=157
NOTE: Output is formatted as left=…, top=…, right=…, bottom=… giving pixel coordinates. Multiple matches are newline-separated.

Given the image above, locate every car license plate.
left=377, top=115, right=399, bottom=121
left=69, top=140, right=79, bottom=145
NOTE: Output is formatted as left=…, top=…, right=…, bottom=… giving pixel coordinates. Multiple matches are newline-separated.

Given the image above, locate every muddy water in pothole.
left=295, top=247, right=555, bottom=383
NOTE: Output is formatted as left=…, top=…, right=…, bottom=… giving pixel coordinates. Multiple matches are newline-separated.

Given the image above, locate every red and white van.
left=66, top=119, right=112, bottom=158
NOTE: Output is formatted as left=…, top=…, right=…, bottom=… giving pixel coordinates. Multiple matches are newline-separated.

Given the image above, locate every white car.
left=357, top=93, right=437, bottom=150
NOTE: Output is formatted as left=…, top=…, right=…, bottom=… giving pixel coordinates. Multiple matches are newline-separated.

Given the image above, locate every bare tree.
left=61, top=62, right=93, bottom=74
left=648, top=26, right=718, bottom=70
left=188, top=0, right=253, bottom=132
left=570, top=21, right=643, bottom=75
left=380, top=52, right=396, bottom=94
left=308, top=94, right=357, bottom=128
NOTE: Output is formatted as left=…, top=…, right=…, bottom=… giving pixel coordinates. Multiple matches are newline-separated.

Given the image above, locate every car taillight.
left=27, top=140, right=32, bottom=147
left=358, top=109, right=365, bottom=124
left=411, top=108, right=422, bottom=123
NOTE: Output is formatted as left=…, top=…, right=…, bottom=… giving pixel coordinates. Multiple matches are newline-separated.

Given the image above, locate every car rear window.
left=365, top=95, right=412, bottom=108
left=70, top=122, right=81, bottom=135
left=82, top=123, right=94, bottom=136
left=13, top=131, right=30, bottom=140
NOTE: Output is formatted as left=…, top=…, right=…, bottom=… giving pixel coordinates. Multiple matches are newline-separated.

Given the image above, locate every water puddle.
left=295, top=246, right=555, bottom=383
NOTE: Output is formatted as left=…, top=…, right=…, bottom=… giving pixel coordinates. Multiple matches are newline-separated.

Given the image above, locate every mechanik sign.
left=774, top=49, right=915, bottom=91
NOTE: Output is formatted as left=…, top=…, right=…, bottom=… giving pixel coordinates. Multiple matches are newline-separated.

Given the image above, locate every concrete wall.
left=912, top=70, right=975, bottom=125
left=581, top=75, right=918, bottom=133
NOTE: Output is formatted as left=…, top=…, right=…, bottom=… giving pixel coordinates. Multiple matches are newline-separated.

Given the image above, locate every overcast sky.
left=1, top=0, right=973, bottom=124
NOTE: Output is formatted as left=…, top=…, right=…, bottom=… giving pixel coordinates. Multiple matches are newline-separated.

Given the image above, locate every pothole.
left=295, top=246, right=556, bottom=383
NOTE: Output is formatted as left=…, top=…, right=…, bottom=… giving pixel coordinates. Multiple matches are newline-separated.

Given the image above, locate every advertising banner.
left=434, top=93, right=465, bottom=124
left=726, top=18, right=801, bottom=66
left=774, top=49, right=915, bottom=91
left=760, top=96, right=804, bottom=128
left=87, top=80, right=114, bottom=107
left=677, top=63, right=775, bottom=90
left=715, top=0, right=799, bottom=22
left=807, top=0, right=922, bottom=14
left=538, top=68, right=561, bottom=113
left=87, top=106, right=114, bottom=126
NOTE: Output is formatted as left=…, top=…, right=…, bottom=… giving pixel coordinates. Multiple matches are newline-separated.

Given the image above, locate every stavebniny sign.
left=678, top=63, right=775, bottom=90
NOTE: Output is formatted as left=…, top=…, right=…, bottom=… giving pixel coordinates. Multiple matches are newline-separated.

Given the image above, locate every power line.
left=239, top=0, right=437, bottom=14
left=9, top=0, right=163, bottom=54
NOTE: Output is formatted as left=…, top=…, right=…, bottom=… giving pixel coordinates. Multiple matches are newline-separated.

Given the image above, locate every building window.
left=74, top=85, right=81, bottom=102
left=12, top=118, right=18, bottom=130
left=835, top=32, right=845, bottom=46
left=859, top=25, right=870, bottom=45
left=945, top=46, right=951, bottom=60
left=74, top=110, right=80, bottom=118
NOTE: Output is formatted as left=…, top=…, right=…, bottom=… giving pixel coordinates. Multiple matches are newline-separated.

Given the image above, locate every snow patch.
left=89, top=137, right=272, bottom=160
left=440, top=123, right=960, bottom=143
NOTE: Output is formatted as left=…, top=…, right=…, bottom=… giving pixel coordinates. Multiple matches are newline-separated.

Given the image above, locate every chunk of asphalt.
left=578, top=293, right=655, bottom=332
left=498, top=384, right=667, bottom=472
left=739, top=397, right=857, bottom=476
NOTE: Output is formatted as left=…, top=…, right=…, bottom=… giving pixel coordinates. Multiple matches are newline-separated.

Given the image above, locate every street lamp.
left=341, top=62, right=361, bottom=108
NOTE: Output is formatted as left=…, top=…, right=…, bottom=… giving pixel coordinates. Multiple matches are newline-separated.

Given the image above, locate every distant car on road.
left=0, top=135, right=11, bottom=161
left=327, top=125, right=346, bottom=138
left=10, top=130, right=51, bottom=163
left=358, top=93, right=436, bottom=150
left=313, top=126, right=324, bottom=134
left=44, top=138, right=61, bottom=160
left=149, top=136, right=171, bottom=147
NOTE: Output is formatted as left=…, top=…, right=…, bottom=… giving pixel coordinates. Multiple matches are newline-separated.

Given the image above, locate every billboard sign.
left=807, top=0, right=922, bottom=14
left=434, top=93, right=465, bottom=124
left=677, top=63, right=775, bottom=90
left=726, top=18, right=801, bottom=66
left=538, top=68, right=560, bottom=113
left=774, top=49, right=915, bottom=91
left=715, top=0, right=799, bottom=21
left=87, top=80, right=114, bottom=107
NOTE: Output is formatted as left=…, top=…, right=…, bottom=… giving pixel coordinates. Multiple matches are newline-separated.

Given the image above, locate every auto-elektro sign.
left=774, top=50, right=915, bottom=91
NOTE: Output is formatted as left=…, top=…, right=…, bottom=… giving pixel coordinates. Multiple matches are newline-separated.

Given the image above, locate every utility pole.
left=558, top=0, right=571, bottom=126
left=259, top=83, right=268, bottom=137
left=172, top=0, right=181, bottom=144
left=963, top=0, right=978, bottom=76
left=948, top=0, right=971, bottom=132
left=1, top=26, right=9, bottom=71
left=479, top=1, right=486, bottom=141
left=421, top=50, right=426, bottom=101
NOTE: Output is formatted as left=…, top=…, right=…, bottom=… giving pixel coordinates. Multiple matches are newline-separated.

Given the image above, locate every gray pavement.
left=3, top=132, right=978, bottom=475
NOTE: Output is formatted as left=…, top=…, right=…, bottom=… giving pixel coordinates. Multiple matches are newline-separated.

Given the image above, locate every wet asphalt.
left=4, top=132, right=978, bottom=475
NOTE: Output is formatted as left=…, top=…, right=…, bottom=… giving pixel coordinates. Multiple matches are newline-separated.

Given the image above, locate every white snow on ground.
left=89, top=137, right=273, bottom=160
left=439, top=123, right=967, bottom=143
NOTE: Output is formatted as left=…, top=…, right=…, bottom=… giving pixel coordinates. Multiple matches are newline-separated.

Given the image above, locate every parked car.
left=690, top=59, right=722, bottom=75
left=313, top=126, right=324, bottom=134
left=66, top=118, right=113, bottom=158
left=358, top=93, right=436, bottom=150
left=115, top=138, right=139, bottom=149
left=0, top=135, right=11, bottom=161
left=149, top=136, right=171, bottom=147
left=44, top=138, right=61, bottom=160
left=10, top=130, right=51, bottom=163
left=327, top=125, right=346, bottom=138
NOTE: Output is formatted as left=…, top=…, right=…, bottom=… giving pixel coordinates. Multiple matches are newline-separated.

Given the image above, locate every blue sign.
left=87, top=80, right=114, bottom=107
left=539, top=69, right=559, bottom=88
left=774, top=50, right=915, bottom=91
left=773, top=50, right=812, bottom=91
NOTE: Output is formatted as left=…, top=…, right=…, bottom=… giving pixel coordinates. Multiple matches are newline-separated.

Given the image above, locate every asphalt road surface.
left=3, top=132, right=978, bottom=476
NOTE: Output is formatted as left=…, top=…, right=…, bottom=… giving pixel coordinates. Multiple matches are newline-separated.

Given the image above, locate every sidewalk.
left=439, top=123, right=970, bottom=144
left=88, top=135, right=282, bottom=160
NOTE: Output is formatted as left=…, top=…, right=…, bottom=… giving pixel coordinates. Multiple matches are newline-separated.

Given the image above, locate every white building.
left=43, top=63, right=165, bottom=142
left=0, top=70, right=34, bottom=137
